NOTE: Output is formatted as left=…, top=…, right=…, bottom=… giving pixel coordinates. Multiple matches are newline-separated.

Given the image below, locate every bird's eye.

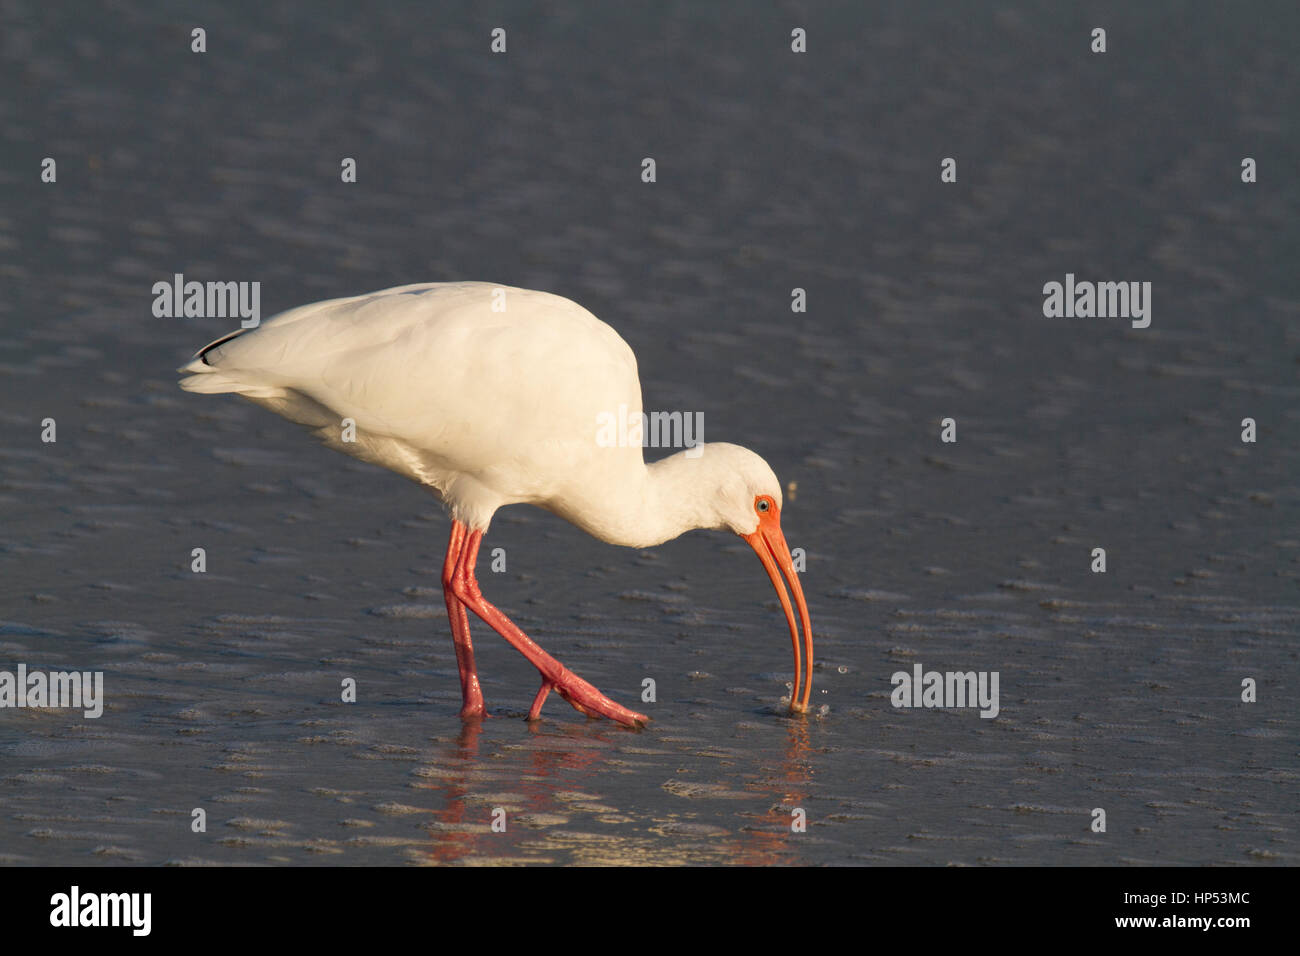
left=755, top=497, right=771, bottom=514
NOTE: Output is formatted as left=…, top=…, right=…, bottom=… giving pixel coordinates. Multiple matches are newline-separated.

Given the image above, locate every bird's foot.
left=529, top=670, right=648, bottom=728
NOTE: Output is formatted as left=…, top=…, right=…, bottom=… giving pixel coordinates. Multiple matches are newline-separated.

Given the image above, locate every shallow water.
left=1, top=1, right=1296, bottom=865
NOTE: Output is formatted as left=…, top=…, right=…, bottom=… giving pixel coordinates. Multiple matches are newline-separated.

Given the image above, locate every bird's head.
left=701, top=443, right=815, bottom=713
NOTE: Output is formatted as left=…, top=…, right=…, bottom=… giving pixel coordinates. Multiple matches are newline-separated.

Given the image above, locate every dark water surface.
left=1, top=2, right=1296, bottom=865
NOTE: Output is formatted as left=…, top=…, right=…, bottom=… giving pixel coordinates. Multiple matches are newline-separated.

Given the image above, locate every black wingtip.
left=196, top=329, right=248, bottom=365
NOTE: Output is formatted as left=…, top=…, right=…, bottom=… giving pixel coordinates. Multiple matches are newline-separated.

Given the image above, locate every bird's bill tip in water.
left=743, top=505, right=813, bottom=714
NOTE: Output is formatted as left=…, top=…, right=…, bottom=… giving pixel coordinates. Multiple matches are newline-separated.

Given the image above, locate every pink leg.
left=528, top=680, right=554, bottom=719
left=442, top=521, right=485, bottom=719
left=451, top=528, right=648, bottom=728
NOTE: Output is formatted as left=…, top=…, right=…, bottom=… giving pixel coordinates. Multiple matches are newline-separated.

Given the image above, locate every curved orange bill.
left=744, top=505, right=813, bottom=713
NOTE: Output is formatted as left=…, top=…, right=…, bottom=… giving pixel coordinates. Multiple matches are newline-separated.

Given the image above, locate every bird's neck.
left=553, top=447, right=726, bottom=549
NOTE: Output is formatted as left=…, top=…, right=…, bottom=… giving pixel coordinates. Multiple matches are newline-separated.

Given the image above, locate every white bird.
left=179, top=282, right=812, bottom=727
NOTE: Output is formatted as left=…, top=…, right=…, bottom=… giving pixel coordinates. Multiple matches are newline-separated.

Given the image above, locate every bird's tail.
left=177, top=328, right=283, bottom=398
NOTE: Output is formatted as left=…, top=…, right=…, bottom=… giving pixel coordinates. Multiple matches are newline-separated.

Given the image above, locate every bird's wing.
left=178, top=282, right=642, bottom=476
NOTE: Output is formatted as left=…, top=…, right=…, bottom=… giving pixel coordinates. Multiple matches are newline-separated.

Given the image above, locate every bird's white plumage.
left=179, top=281, right=815, bottom=721
left=179, top=282, right=780, bottom=545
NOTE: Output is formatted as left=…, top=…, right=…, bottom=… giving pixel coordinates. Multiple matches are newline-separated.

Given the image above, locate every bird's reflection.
left=733, top=717, right=816, bottom=865
left=416, top=720, right=486, bottom=864
left=412, top=709, right=819, bottom=866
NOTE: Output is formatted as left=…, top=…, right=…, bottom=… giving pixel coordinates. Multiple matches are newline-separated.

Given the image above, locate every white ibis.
left=178, top=282, right=812, bottom=727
